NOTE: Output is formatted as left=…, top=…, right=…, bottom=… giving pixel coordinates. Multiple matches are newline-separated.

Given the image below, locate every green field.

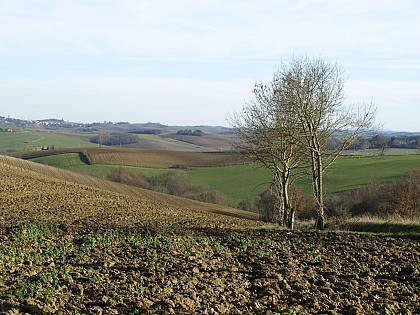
left=29, top=153, right=420, bottom=205
left=189, top=155, right=420, bottom=203
left=30, top=153, right=173, bottom=178
left=0, top=131, right=97, bottom=152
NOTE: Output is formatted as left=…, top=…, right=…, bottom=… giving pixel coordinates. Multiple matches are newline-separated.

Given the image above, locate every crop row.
left=84, top=148, right=243, bottom=168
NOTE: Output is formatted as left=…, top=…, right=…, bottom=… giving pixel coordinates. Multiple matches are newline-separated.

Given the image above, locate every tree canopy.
left=231, top=57, right=376, bottom=229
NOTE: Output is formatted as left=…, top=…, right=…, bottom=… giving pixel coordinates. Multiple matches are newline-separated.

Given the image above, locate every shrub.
left=150, top=173, right=190, bottom=196
left=176, top=129, right=204, bottom=136
left=107, top=167, right=149, bottom=189
left=90, top=132, right=139, bottom=146
left=325, top=170, right=420, bottom=219
left=254, top=189, right=277, bottom=222
left=238, top=198, right=255, bottom=212
left=107, top=168, right=229, bottom=206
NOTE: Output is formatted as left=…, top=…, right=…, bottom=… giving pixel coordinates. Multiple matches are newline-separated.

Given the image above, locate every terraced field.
left=1, top=155, right=419, bottom=314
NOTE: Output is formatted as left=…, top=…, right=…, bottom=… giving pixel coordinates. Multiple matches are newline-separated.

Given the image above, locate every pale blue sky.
left=0, top=0, right=419, bottom=131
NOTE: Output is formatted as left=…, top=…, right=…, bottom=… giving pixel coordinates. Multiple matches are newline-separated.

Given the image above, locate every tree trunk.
left=289, top=207, right=295, bottom=229
left=314, top=153, right=325, bottom=230
left=272, top=182, right=284, bottom=226
left=309, top=133, right=325, bottom=230
left=281, top=169, right=290, bottom=227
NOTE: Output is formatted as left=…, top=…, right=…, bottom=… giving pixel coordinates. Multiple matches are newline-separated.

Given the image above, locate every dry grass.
left=345, top=214, right=420, bottom=224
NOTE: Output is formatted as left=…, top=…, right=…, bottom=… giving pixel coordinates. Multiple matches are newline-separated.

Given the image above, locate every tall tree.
left=231, top=81, right=304, bottom=228
left=275, top=57, right=376, bottom=229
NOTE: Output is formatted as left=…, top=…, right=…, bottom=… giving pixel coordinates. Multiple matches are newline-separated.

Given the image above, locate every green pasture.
left=187, top=164, right=271, bottom=204
left=30, top=153, right=173, bottom=179
left=0, top=131, right=97, bottom=152
left=322, top=155, right=420, bottom=193
left=188, top=155, right=420, bottom=203
left=29, top=153, right=420, bottom=206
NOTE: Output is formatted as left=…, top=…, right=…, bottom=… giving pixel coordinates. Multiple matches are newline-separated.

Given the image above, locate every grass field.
left=132, top=134, right=208, bottom=151
left=0, top=131, right=97, bottom=152
left=189, top=155, right=420, bottom=203
left=29, top=153, right=420, bottom=205
left=30, top=153, right=173, bottom=178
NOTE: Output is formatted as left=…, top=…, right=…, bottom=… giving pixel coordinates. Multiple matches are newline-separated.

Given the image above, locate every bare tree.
left=275, top=57, right=377, bottom=229
left=230, top=81, right=305, bottom=228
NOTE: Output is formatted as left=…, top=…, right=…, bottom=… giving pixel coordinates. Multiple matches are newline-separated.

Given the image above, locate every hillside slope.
left=0, top=155, right=260, bottom=229
left=84, top=148, right=242, bottom=168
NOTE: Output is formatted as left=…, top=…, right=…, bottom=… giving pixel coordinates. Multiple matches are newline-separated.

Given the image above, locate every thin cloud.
left=0, top=0, right=419, bottom=130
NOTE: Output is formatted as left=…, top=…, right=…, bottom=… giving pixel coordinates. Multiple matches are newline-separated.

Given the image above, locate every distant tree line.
left=129, top=129, right=162, bottom=135
left=90, top=132, right=139, bottom=146
left=176, top=129, right=204, bottom=136
left=107, top=168, right=228, bottom=205
left=349, top=134, right=420, bottom=150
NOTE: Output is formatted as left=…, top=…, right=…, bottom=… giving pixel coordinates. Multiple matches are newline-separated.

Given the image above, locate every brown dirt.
left=0, top=226, right=418, bottom=315
left=0, top=155, right=259, bottom=222
left=84, top=148, right=243, bottom=168
left=0, top=156, right=418, bottom=314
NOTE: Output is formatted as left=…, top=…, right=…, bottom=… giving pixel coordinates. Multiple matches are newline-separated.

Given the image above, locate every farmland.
left=1, top=156, right=419, bottom=314
left=0, top=124, right=236, bottom=153
left=0, top=131, right=97, bottom=153
left=160, top=133, right=235, bottom=151
left=25, top=150, right=420, bottom=205
left=0, top=155, right=258, bottom=221
left=84, top=148, right=242, bottom=168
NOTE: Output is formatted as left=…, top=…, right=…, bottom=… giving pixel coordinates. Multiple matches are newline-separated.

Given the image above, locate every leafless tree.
left=275, top=57, right=377, bottom=229
left=232, top=57, right=376, bottom=230
left=230, top=81, right=305, bottom=228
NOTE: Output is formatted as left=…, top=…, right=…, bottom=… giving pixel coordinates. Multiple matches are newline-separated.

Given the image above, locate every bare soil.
left=0, top=226, right=418, bottom=315
left=0, top=157, right=418, bottom=314
left=84, top=148, right=242, bottom=168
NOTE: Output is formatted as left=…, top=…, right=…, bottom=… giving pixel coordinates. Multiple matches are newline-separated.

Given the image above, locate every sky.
left=0, top=0, right=419, bottom=131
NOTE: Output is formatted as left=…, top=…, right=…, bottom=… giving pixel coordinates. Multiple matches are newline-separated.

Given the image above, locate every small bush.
left=325, top=170, right=420, bottom=220
left=90, top=132, right=139, bottom=146
left=238, top=198, right=255, bottom=212
left=107, top=168, right=229, bottom=206
left=254, top=189, right=277, bottom=222
left=107, top=167, right=149, bottom=189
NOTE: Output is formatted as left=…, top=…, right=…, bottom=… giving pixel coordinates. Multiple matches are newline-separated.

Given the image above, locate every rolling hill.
left=0, top=155, right=260, bottom=228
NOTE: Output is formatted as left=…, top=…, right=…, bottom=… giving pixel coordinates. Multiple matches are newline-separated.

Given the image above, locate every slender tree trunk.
left=281, top=170, right=290, bottom=227
left=309, top=133, right=325, bottom=230
left=315, top=153, right=325, bottom=230
left=289, top=207, right=295, bottom=229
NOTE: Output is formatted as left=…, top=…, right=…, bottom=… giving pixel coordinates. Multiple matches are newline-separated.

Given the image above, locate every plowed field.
left=84, top=148, right=243, bottom=168
left=0, top=156, right=419, bottom=314
left=0, top=155, right=259, bottom=221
